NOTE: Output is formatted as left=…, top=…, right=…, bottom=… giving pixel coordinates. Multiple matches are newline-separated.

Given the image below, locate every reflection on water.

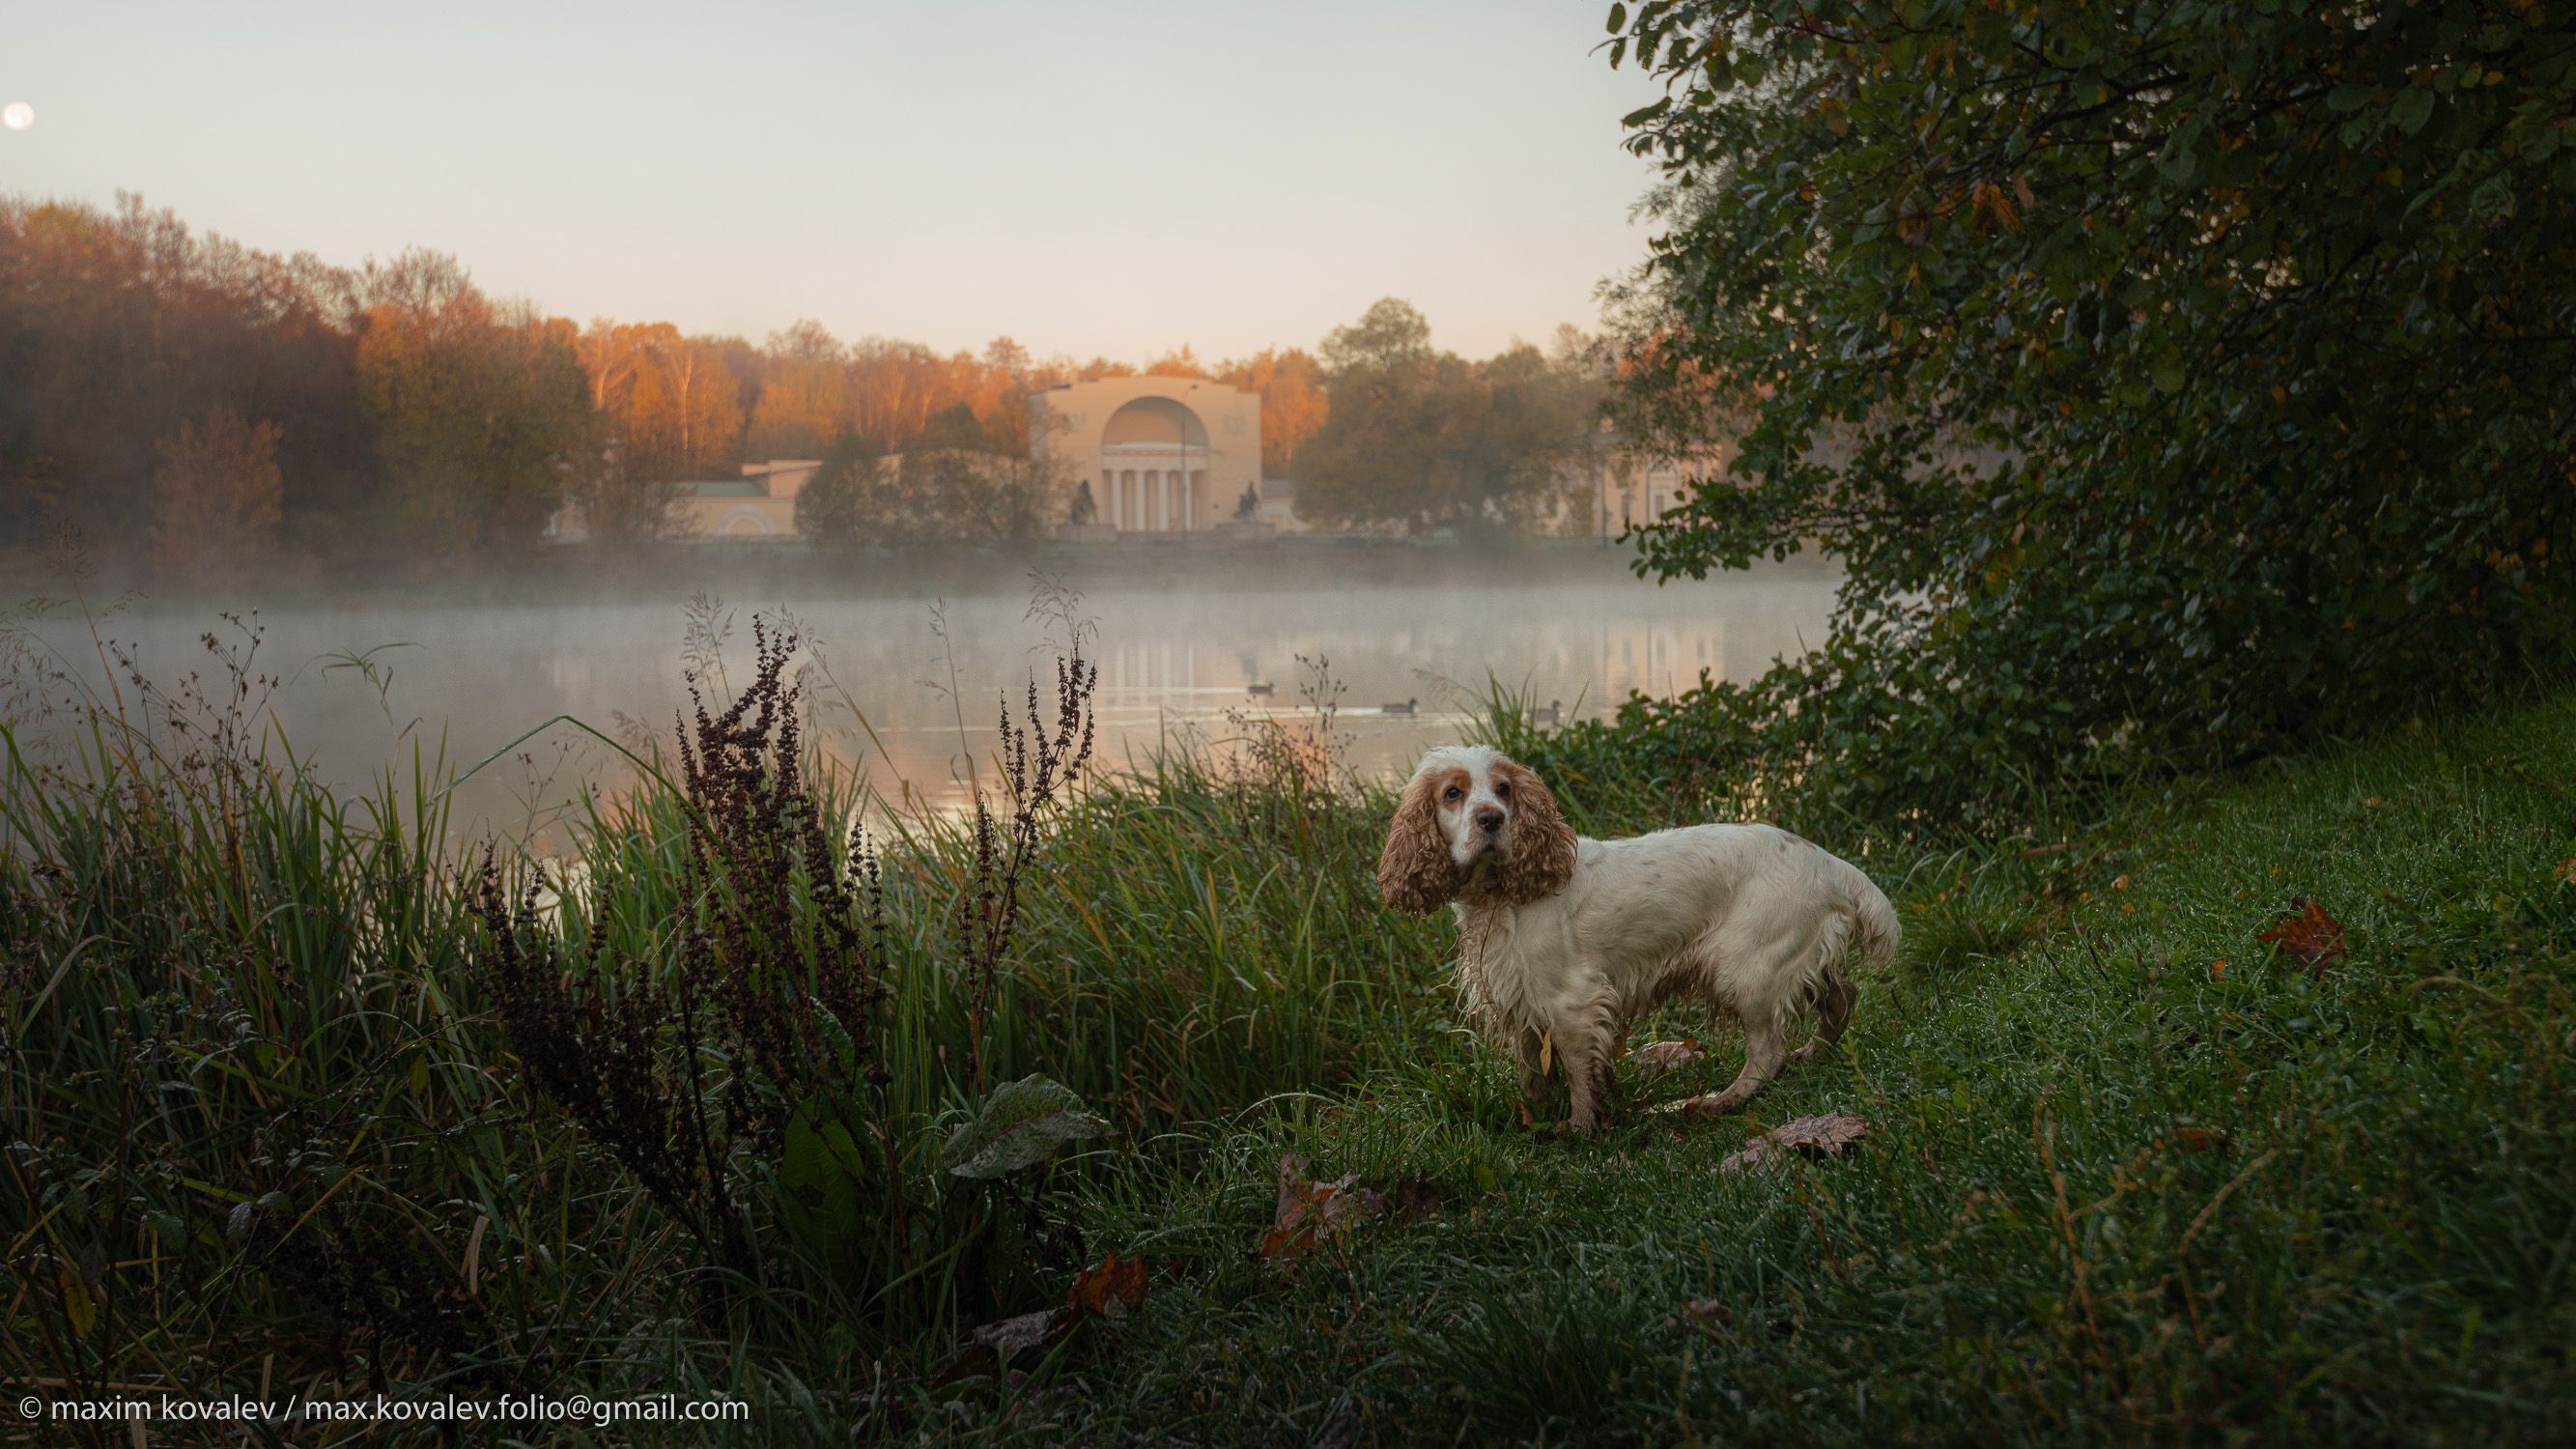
left=12, top=565, right=1836, bottom=841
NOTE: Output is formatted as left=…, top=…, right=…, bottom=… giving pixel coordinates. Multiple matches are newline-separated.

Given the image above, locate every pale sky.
left=4, top=1, right=1666, bottom=362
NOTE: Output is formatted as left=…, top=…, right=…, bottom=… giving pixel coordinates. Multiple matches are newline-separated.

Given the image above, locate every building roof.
left=679, top=480, right=768, bottom=497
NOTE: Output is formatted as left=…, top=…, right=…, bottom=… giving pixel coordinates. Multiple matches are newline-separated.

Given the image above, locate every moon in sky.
left=1, top=102, right=31, bottom=132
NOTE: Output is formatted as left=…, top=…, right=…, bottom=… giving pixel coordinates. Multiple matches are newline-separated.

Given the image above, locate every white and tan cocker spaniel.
left=1378, top=745, right=1899, bottom=1134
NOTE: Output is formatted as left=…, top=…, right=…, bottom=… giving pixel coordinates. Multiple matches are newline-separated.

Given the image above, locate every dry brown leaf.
left=2165, top=1126, right=2229, bottom=1153
left=1260, top=1152, right=1383, bottom=1259
left=1631, top=1038, right=1708, bottom=1074
left=971, top=1307, right=1066, bottom=1364
left=2554, top=856, right=2576, bottom=884
left=2255, top=896, right=2347, bottom=968
left=1718, top=1112, right=1872, bottom=1173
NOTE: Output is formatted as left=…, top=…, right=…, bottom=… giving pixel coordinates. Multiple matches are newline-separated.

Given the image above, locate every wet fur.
left=1378, top=745, right=1899, bottom=1133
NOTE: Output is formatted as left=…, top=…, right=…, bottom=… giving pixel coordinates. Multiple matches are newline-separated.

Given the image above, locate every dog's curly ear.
left=1377, top=769, right=1457, bottom=913
left=1497, top=759, right=1576, bottom=904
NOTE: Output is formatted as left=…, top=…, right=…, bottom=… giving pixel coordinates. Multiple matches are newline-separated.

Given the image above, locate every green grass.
left=928, top=698, right=2576, bottom=1445
left=5, top=649, right=2573, bottom=1445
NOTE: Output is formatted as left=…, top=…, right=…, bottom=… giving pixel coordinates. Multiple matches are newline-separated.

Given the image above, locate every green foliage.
left=1294, top=298, right=1605, bottom=534
left=1595, top=0, right=2576, bottom=836
left=893, top=448, right=1049, bottom=547
left=940, top=1075, right=1107, bottom=1179
left=916, top=401, right=991, bottom=454
left=793, top=429, right=1049, bottom=548
left=792, top=433, right=886, bottom=550
left=778, top=1100, right=872, bottom=1272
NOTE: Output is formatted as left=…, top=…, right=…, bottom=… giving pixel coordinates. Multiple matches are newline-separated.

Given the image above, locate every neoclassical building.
left=1029, top=376, right=1261, bottom=533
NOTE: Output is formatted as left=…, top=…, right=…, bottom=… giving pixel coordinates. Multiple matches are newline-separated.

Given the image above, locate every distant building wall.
left=1256, top=477, right=1304, bottom=532
left=553, top=459, right=819, bottom=542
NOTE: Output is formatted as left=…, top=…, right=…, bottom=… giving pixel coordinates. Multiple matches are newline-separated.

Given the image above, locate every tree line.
left=2, top=193, right=1626, bottom=576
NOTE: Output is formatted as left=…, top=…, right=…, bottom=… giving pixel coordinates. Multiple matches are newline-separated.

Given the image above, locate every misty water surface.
left=11, top=564, right=1838, bottom=844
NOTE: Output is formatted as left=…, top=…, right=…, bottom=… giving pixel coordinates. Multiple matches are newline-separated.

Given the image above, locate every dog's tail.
left=1846, top=871, right=1902, bottom=973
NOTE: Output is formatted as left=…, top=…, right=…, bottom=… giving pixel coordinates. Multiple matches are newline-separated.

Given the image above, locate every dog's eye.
left=1443, top=785, right=1461, bottom=802
left=1494, top=781, right=1512, bottom=799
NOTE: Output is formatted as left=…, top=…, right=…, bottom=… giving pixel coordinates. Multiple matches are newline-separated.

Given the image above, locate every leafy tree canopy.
left=1583, top=0, right=2576, bottom=834
left=1296, top=299, right=1604, bottom=533
left=794, top=434, right=887, bottom=552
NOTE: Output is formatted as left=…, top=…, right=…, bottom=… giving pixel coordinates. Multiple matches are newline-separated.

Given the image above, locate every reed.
left=0, top=602, right=1452, bottom=1423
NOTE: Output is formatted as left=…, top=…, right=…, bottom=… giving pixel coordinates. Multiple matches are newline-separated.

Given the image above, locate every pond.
left=5, top=554, right=1839, bottom=840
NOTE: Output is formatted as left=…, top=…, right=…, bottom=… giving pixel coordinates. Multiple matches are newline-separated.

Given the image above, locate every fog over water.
left=11, top=559, right=1838, bottom=844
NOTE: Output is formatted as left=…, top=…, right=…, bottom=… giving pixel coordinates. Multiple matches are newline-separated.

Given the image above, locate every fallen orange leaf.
left=1067, top=1252, right=1147, bottom=1320
left=2256, top=896, right=2346, bottom=968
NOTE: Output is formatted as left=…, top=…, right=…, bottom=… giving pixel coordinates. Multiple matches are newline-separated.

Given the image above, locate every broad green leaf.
left=2394, top=87, right=2436, bottom=136
left=943, top=1074, right=1107, bottom=1179
left=779, top=1099, right=870, bottom=1263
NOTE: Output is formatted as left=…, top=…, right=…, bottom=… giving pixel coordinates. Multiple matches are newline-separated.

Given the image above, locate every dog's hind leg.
left=1790, top=968, right=1856, bottom=1064
left=1683, top=1016, right=1789, bottom=1118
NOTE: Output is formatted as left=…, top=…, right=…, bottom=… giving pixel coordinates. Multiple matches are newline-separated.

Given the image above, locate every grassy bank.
left=986, top=696, right=2576, bottom=1445
left=4, top=626, right=2571, bottom=1444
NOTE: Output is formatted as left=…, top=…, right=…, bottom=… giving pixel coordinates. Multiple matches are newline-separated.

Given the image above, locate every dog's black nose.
left=1474, top=808, right=1505, bottom=834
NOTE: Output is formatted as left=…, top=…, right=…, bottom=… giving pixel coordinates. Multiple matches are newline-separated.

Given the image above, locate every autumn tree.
left=1217, top=348, right=1329, bottom=478
left=150, top=406, right=283, bottom=573
left=0, top=194, right=370, bottom=561
left=1145, top=345, right=1214, bottom=379
left=746, top=319, right=850, bottom=460
left=355, top=250, right=591, bottom=553
left=624, top=327, right=744, bottom=480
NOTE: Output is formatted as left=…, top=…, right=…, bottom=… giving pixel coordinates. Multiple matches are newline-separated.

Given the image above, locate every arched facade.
left=713, top=504, right=781, bottom=538
left=1030, top=377, right=1260, bottom=534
